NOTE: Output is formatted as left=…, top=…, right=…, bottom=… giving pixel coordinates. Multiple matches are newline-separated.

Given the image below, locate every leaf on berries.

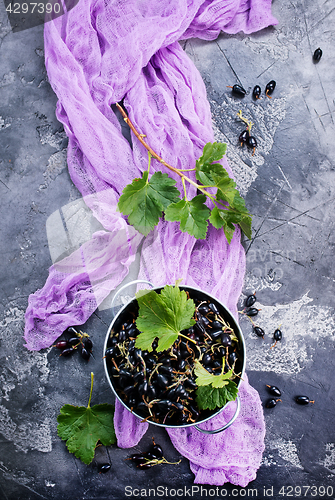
left=195, top=142, right=227, bottom=186
left=194, top=361, right=238, bottom=410
left=135, top=284, right=196, bottom=352
left=195, top=382, right=239, bottom=411
left=194, top=361, right=235, bottom=388
left=117, top=171, right=180, bottom=236
left=164, top=195, right=210, bottom=240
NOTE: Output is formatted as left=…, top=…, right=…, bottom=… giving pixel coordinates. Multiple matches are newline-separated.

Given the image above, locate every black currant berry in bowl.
left=103, top=284, right=245, bottom=431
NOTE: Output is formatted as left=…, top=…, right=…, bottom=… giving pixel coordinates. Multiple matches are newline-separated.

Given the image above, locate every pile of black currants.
left=104, top=292, right=242, bottom=427
left=54, top=327, right=93, bottom=361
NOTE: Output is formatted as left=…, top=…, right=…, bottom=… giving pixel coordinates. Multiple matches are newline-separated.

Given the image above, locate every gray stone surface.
left=1, top=1, right=335, bottom=499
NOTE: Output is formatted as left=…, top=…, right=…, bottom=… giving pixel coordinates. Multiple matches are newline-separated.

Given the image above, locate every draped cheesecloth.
left=24, top=0, right=277, bottom=486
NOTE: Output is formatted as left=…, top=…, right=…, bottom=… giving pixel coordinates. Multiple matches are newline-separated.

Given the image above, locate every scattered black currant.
left=313, top=48, right=322, bottom=62
left=81, top=347, right=91, bottom=361
left=252, top=85, right=261, bottom=99
left=254, top=326, right=265, bottom=338
left=227, top=84, right=246, bottom=97
left=98, top=463, right=111, bottom=473
left=239, top=129, right=249, bottom=146
left=265, top=398, right=281, bottom=408
left=68, top=337, right=81, bottom=347
left=247, top=135, right=257, bottom=156
left=295, top=395, right=315, bottom=405
left=266, top=385, right=282, bottom=397
left=265, top=80, right=276, bottom=98
left=84, top=338, right=93, bottom=352
left=245, top=307, right=259, bottom=317
left=55, top=340, right=69, bottom=350
left=245, top=292, right=257, bottom=308
left=60, top=347, right=75, bottom=357
left=271, top=328, right=282, bottom=348
left=64, top=326, right=79, bottom=335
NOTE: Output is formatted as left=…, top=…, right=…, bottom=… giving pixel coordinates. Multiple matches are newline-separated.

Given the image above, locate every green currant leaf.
left=194, top=361, right=238, bottom=410
left=57, top=404, right=116, bottom=465
left=195, top=382, right=239, bottom=411
left=164, top=195, right=210, bottom=240
left=209, top=206, right=252, bottom=242
left=195, top=142, right=227, bottom=186
left=238, top=214, right=252, bottom=240
left=213, top=173, right=238, bottom=206
left=209, top=207, right=235, bottom=244
left=135, top=284, right=196, bottom=352
left=117, top=171, right=180, bottom=236
left=194, top=360, right=235, bottom=388
left=57, top=374, right=116, bottom=465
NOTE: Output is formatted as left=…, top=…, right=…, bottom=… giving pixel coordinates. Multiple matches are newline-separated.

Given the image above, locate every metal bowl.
left=103, top=284, right=245, bottom=433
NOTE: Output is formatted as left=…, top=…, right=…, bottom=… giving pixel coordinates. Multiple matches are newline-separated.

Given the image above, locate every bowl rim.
left=103, top=284, right=246, bottom=429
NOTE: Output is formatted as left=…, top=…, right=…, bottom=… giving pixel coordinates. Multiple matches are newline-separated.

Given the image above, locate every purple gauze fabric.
left=23, top=0, right=278, bottom=486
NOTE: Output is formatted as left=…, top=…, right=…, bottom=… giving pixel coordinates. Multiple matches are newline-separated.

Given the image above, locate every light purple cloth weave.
left=23, top=0, right=277, bottom=486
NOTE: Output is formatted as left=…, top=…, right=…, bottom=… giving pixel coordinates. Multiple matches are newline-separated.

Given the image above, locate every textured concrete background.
left=0, top=1, right=335, bottom=499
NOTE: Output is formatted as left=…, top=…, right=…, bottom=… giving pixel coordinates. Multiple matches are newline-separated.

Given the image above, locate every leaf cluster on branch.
left=116, top=104, right=252, bottom=243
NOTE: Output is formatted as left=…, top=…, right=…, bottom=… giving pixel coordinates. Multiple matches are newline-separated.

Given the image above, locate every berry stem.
left=237, top=110, right=253, bottom=133
left=116, top=103, right=226, bottom=206
left=88, top=372, right=94, bottom=408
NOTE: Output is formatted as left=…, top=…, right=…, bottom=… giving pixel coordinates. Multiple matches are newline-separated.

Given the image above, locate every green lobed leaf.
left=57, top=403, right=116, bottom=465
left=195, top=142, right=227, bottom=186
left=239, top=215, right=252, bottom=240
left=194, top=360, right=235, bottom=388
left=135, top=284, right=196, bottom=352
left=117, top=171, right=180, bottom=236
left=164, top=195, right=210, bottom=240
left=209, top=207, right=236, bottom=244
left=195, top=382, right=239, bottom=411
left=209, top=206, right=252, bottom=243
left=213, top=172, right=238, bottom=206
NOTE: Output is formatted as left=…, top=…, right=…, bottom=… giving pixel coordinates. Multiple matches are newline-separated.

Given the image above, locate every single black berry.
left=254, top=326, right=265, bottom=338
left=239, top=129, right=249, bottom=146
left=266, top=385, right=281, bottom=397
left=265, top=398, right=281, bottom=408
left=98, top=463, right=111, bottom=473
left=313, top=48, right=322, bottom=62
left=295, top=395, right=314, bottom=405
left=265, top=80, right=276, bottom=97
left=245, top=307, right=259, bottom=317
left=253, top=85, right=261, bottom=99
left=247, top=136, right=257, bottom=155
left=245, top=293, right=256, bottom=307
left=227, top=84, right=246, bottom=97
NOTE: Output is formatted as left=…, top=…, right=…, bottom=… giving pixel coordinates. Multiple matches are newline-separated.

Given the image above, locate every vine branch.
left=116, top=103, right=230, bottom=209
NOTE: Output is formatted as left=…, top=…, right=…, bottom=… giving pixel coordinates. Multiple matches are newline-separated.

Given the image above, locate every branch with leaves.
left=116, top=103, right=252, bottom=243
